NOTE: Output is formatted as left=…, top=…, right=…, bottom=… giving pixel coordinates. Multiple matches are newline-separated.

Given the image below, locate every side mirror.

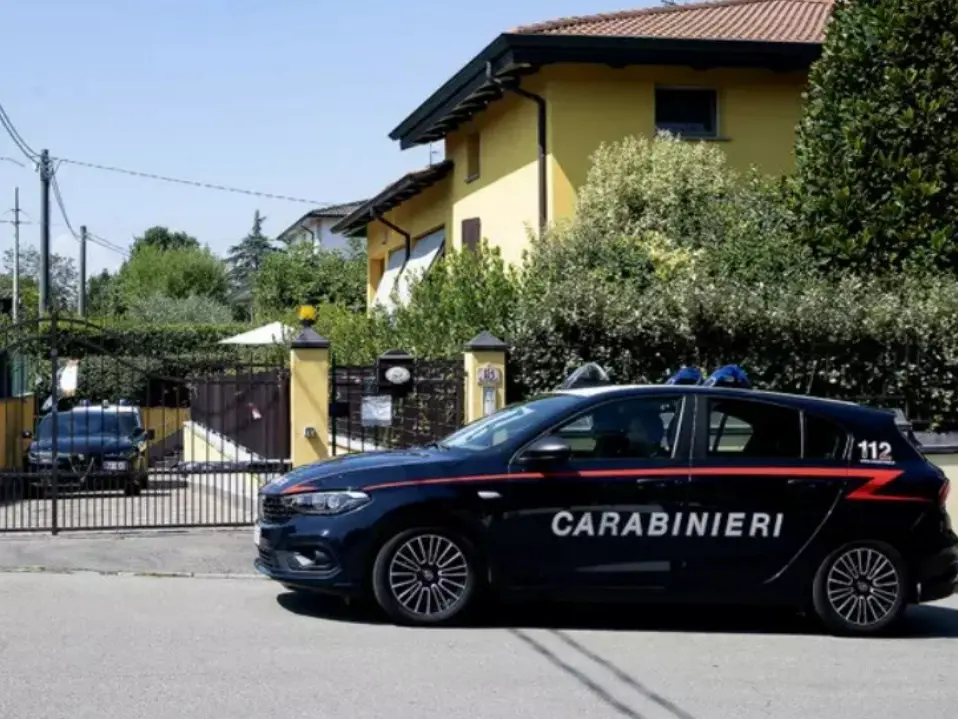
left=145, top=428, right=156, bottom=441
left=520, top=436, right=572, bottom=464
left=20, top=430, right=32, bottom=439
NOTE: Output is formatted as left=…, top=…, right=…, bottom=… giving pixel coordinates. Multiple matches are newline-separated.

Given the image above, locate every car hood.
left=29, top=435, right=135, bottom=455
left=261, top=446, right=464, bottom=495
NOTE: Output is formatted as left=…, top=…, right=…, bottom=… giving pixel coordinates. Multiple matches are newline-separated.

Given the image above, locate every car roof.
left=552, top=384, right=890, bottom=422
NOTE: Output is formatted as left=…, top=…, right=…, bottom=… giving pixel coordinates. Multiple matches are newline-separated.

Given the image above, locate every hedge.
left=508, top=273, right=958, bottom=429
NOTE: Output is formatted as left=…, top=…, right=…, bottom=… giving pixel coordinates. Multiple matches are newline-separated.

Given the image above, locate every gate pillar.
left=290, top=306, right=331, bottom=467
left=463, top=331, right=507, bottom=424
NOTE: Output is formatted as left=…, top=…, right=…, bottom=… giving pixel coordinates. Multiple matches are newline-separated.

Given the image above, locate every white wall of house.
left=280, top=216, right=354, bottom=253
left=314, top=216, right=352, bottom=252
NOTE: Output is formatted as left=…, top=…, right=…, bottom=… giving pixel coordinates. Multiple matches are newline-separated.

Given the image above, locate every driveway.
left=0, top=471, right=254, bottom=531
left=0, top=571, right=955, bottom=719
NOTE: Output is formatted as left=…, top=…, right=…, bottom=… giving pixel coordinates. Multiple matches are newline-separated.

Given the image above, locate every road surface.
left=0, top=571, right=955, bottom=719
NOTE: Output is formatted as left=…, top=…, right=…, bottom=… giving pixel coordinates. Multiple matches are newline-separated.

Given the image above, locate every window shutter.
left=461, top=217, right=481, bottom=252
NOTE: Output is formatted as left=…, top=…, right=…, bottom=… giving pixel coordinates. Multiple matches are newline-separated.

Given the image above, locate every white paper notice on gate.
left=58, top=359, right=79, bottom=397
left=361, top=395, right=392, bottom=427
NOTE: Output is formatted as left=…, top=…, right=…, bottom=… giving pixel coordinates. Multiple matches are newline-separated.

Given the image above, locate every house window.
left=655, top=88, right=718, bottom=138
left=394, top=228, right=445, bottom=305
left=461, top=217, right=481, bottom=252
left=465, top=132, right=480, bottom=181
left=371, top=246, right=407, bottom=313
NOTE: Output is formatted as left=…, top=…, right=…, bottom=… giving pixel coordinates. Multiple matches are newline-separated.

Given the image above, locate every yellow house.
left=331, top=0, right=834, bottom=311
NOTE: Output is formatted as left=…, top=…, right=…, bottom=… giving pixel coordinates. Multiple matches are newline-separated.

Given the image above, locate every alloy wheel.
left=387, top=533, right=470, bottom=618
left=825, top=546, right=902, bottom=628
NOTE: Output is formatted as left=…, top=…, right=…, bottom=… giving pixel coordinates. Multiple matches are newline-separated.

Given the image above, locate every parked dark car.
left=22, top=402, right=155, bottom=497
left=254, top=371, right=956, bottom=636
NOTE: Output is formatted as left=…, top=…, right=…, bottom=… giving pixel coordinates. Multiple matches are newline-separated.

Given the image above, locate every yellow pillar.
left=463, top=331, right=508, bottom=424
left=289, top=307, right=331, bottom=467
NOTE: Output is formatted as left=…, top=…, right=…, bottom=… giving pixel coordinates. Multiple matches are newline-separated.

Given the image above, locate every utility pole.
left=78, top=225, right=87, bottom=317
left=38, top=149, right=52, bottom=315
left=12, top=187, right=20, bottom=322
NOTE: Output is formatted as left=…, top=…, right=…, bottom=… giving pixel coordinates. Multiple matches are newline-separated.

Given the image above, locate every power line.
left=0, top=101, right=38, bottom=163
left=55, top=156, right=337, bottom=205
left=50, top=168, right=128, bottom=257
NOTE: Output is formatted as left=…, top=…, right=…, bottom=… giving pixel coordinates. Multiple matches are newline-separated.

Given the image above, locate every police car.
left=254, top=364, right=957, bottom=635
left=22, top=400, right=154, bottom=497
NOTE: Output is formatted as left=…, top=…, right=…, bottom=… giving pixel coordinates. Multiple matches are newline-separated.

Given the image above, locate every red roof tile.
left=513, top=0, right=833, bottom=44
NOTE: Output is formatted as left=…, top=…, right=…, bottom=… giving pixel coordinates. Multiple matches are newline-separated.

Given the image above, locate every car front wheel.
left=371, top=527, right=479, bottom=626
left=811, top=540, right=908, bottom=636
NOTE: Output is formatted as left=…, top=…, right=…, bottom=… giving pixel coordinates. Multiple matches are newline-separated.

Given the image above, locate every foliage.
left=124, top=293, right=235, bottom=325
left=86, top=269, right=123, bottom=316
left=116, top=243, right=230, bottom=306
left=227, top=210, right=276, bottom=306
left=131, top=226, right=200, bottom=255
left=509, top=271, right=958, bottom=427
left=254, top=237, right=366, bottom=315
left=792, top=0, right=958, bottom=274
left=2, top=246, right=78, bottom=311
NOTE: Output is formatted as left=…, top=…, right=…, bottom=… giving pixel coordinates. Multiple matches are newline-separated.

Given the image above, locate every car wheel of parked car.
left=812, top=540, right=908, bottom=636
left=371, top=527, right=479, bottom=626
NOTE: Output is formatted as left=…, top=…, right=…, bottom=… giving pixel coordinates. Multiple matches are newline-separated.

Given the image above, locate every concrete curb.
left=0, top=564, right=266, bottom=580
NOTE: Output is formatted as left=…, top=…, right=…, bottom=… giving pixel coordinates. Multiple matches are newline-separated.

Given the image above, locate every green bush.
left=792, top=0, right=958, bottom=273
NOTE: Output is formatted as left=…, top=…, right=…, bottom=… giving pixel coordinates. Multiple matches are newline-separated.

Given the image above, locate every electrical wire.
left=0, top=100, right=39, bottom=163
left=55, top=156, right=337, bottom=205
left=51, top=169, right=129, bottom=257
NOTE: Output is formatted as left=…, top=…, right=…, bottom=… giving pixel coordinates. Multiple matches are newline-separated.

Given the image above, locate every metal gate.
left=329, top=350, right=463, bottom=455
left=0, top=315, right=290, bottom=534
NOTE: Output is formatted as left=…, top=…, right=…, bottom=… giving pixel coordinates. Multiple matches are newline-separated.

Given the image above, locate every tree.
left=227, top=210, right=275, bottom=305
left=86, top=269, right=124, bottom=316
left=2, top=246, right=78, bottom=311
left=117, top=243, right=230, bottom=305
left=792, top=0, right=958, bottom=273
left=130, top=226, right=200, bottom=255
left=254, top=237, right=366, bottom=314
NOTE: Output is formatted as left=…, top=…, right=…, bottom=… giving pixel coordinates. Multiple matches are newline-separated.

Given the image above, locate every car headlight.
left=282, top=490, right=371, bottom=515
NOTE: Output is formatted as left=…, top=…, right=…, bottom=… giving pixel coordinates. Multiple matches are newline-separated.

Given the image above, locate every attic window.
left=465, top=133, right=480, bottom=181
left=655, top=88, right=718, bottom=138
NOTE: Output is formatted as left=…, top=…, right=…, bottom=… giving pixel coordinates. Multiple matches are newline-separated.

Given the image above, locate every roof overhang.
left=276, top=201, right=368, bottom=242
left=389, top=33, right=822, bottom=149
left=330, top=160, right=454, bottom=236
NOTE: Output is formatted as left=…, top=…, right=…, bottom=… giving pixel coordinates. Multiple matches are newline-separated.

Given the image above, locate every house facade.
left=276, top=200, right=367, bottom=252
left=331, top=0, right=834, bottom=312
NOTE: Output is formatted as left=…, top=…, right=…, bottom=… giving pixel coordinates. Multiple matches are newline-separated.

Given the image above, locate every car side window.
left=708, top=398, right=801, bottom=459
left=553, top=397, right=682, bottom=460
left=804, top=412, right=848, bottom=460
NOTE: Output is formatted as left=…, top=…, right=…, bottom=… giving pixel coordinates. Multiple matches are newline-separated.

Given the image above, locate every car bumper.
left=915, top=544, right=958, bottom=603
left=23, top=465, right=139, bottom=488
left=253, top=518, right=368, bottom=596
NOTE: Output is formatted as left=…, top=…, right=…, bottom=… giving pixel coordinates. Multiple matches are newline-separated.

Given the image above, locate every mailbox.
left=377, top=349, right=415, bottom=397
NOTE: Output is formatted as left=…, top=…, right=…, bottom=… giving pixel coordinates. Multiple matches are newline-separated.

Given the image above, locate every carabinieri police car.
left=254, top=364, right=957, bottom=636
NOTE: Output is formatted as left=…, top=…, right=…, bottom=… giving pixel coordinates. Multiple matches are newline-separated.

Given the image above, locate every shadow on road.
left=275, top=591, right=958, bottom=638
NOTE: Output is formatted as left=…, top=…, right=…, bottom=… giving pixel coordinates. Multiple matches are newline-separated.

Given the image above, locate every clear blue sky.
left=0, top=0, right=660, bottom=275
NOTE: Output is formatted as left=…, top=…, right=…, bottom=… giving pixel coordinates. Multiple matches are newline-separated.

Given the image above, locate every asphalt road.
left=0, top=472, right=253, bottom=531
left=0, top=572, right=955, bottom=719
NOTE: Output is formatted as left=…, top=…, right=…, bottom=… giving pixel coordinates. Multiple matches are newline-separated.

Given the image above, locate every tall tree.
left=131, top=226, right=200, bottom=255
left=117, top=244, right=230, bottom=305
left=792, top=0, right=958, bottom=273
left=227, top=210, right=274, bottom=286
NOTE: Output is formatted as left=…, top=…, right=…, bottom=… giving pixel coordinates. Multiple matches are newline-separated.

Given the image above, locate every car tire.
left=371, top=527, right=480, bottom=627
left=811, top=540, right=909, bottom=636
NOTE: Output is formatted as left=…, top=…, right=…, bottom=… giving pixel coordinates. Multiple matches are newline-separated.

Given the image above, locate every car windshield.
left=439, top=394, right=583, bottom=452
left=36, top=410, right=140, bottom=439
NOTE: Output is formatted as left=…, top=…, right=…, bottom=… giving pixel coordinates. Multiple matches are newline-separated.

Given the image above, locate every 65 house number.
left=857, top=439, right=892, bottom=462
